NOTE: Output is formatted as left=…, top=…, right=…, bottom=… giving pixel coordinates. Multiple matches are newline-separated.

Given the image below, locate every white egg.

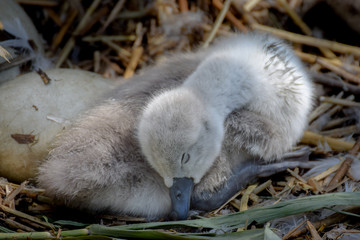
left=0, top=69, right=116, bottom=182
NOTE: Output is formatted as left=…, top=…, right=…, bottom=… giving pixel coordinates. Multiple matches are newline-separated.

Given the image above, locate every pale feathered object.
left=38, top=33, right=314, bottom=219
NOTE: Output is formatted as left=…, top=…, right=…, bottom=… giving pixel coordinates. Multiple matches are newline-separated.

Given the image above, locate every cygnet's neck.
left=182, top=52, right=255, bottom=118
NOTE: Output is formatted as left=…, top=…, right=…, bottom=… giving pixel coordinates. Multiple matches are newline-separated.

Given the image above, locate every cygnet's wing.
left=37, top=52, right=206, bottom=218
left=193, top=109, right=305, bottom=196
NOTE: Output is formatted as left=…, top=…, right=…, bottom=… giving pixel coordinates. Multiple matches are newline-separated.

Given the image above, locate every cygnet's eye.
left=181, top=153, right=190, bottom=165
left=176, top=190, right=182, bottom=200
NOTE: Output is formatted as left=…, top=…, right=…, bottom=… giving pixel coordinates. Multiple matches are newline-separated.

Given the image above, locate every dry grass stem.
left=213, top=187, right=245, bottom=214
left=313, top=160, right=344, bottom=182
left=45, top=7, right=62, bottom=26
left=312, top=73, right=360, bottom=95
left=301, top=131, right=354, bottom=151
left=316, top=58, right=360, bottom=84
left=0, top=204, right=54, bottom=229
left=179, top=0, right=189, bottom=12
left=0, top=45, right=12, bottom=63
left=16, top=0, right=58, bottom=7
left=252, top=23, right=360, bottom=56
left=286, top=168, right=307, bottom=184
left=4, top=218, right=35, bottom=232
left=212, top=0, right=248, bottom=32
left=102, top=39, right=132, bottom=57
left=51, top=9, right=78, bottom=51
left=306, top=220, right=322, bottom=240
left=320, top=125, right=359, bottom=138
left=277, top=0, right=337, bottom=60
left=3, top=181, right=28, bottom=206
left=253, top=180, right=272, bottom=194
left=323, top=117, right=353, bottom=130
left=325, top=159, right=353, bottom=192
left=320, top=96, right=360, bottom=107
left=94, top=51, right=101, bottom=73
left=308, top=92, right=343, bottom=123
left=282, top=219, right=307, bottom=239
left=56, top=0, right=102, bottom=67
left=123, top=46, right=144, bottom=79
left=97, top=0, right=126, bottom=34
left=239, top=184, right=257, bottom=211
left=83, top=35, right=136, bottom=43
left=243, top=0, right=262, bottom=12
left=203, top=0, right=232, bottom=48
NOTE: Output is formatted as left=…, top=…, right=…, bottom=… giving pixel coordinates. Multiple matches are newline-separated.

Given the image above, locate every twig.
left=203, top=0, right=232, bottom=48
left=320, top=96, right=360, bottom=107
left=51, top=9, right=78, bottom=51
left=308, top=92, right=343, bottom=123
left=286, top=207, right=360, bottom=238
left=310, top=94, right=354, bottom=132
left=83, top=35, right=136, bottom=42
left=0, top=45, right=12, bottom=63
left=78, top=6, right=109, bottom=36
left=325, top=140, right=360, bottom=192
left=15, top=0, right=58, bottom=6
left=286, top=169, right=307, bottom=184
left=93, top=51, right=101, bottom=73
left=311, top=72, right=360, bottom=95
left=102, top=39, right=132, bottom=57
left=3, top=181, right=28, bottom=206
left=282, top=219, right=307, bottom=239
left=45, top=7, right=62, bottom=26
left=213, top=186, right=244, bottom=214
left=323, top=117, right=354, bottom=130
left=306, top=220, right=322, bottom=240
left=243, top=0, right=262, bottom=12
left=277, top=0, right=311, bottom=35
left=253, top=180, right=272, bottom=195
left=277, top=0, right=337, bottom=59
left=123, top=46, right=143, bottom=79
left=316, top=58, right=360, bottom=85
left=320, top=125, right=359, bottom=138
left=132, top=22, right=146, bottom=49
left=212, top=0, right=248, bottom=32
left=179, top=0, right=189, bottom=12
left=0, top=204, right=55, bottom=229
left=301, top=130, right=354, bottom=151
left=307, top=178, right=322, bottom=193
left=3, top=218, right=35, bottom=232
left=239, top=184, right=257, bottom=211
left=56, top=0, right=102, bottom=67
left=251, top=23, right=360, bottom=56
left=312, top=160, right=344, bottom=182
left=97, top=0, right=126, bottom=34
left=296, top=51, right=360, bottom=73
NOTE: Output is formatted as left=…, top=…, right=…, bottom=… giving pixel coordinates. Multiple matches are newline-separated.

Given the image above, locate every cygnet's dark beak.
left=169, top=177, right=194, bottom=220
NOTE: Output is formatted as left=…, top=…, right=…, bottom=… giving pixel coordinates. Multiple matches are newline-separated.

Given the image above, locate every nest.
left=1, top=0, right=360, bottom=239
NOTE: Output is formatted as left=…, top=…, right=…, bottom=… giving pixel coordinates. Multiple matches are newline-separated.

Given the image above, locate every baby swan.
left=38, top=33, right=313, bottom=220
left=138, top=34, right=313, bottom=219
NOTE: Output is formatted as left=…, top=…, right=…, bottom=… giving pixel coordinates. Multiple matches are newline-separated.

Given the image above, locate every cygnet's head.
left=138, top=87, right=224, bottom=219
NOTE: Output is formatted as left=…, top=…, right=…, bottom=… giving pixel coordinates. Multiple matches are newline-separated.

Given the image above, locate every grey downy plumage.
left=38, top=33, right=314, bottom=220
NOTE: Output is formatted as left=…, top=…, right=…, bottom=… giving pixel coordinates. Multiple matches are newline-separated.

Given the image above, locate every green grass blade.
left=1, top=192, right=359, bottom=240
left=98, top=192, right=360, bottom=230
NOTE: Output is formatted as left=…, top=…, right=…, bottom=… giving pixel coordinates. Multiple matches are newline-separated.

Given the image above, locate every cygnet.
left=38, top=33, right=313, bottom=220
